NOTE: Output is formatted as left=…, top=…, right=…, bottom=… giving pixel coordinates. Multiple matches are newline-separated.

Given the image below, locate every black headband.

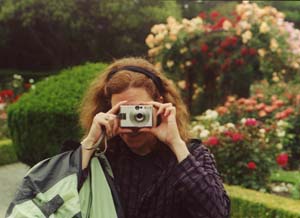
left=108, top=66, right=165, bottom=95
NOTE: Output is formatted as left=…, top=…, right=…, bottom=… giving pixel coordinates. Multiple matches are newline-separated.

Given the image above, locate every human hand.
left=83, top=100, right=132, bottom=146
left=139, top=101, right=184, bottom=148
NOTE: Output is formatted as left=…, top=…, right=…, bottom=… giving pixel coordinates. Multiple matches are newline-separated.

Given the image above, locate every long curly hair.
left=78, top=57, right=190, bottom=143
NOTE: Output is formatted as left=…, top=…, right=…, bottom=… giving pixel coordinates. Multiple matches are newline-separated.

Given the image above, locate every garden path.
left=0, top=162, right=29, bottom=217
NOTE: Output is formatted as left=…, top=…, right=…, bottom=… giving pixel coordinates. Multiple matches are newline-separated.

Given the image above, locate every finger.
left=157, top=103, right=172, bottom=116
left=95, top=116, right=112, bottom=135
left=102, top=121, right=112, bottom=137
left=107, top=114, right=117, bottom=120
left=142, top=101, right=162, bottom=109
left=164, top=106, right=176, bottom=117
left=138, top=127, right=153, bottom=133
left=140, top=127, right=159, bottom=138
left=107, top=100, right=128, bottom=114
left=112, top=117, right=120, bottom=137
left=139, top=127, right=152, bottom=132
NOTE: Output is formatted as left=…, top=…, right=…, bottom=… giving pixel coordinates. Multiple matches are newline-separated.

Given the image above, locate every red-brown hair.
left=78, top=57, right=190, bottom=142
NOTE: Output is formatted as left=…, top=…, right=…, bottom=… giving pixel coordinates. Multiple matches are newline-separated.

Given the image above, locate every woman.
left=78, top=57, right=230, bottom=218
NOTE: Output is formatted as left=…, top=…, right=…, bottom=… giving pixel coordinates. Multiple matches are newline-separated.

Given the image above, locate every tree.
left=0, top=0, right=181, bottom=71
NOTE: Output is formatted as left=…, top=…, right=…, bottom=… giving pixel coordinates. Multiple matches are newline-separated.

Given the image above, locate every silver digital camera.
left=119, top=105, right=153, bottom=127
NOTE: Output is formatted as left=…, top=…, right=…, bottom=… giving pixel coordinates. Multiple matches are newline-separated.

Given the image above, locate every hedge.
left=0, top=139, right=17, bottom=165
left=7, top=62, right=107, bottom=166
left=226, top=185, right=300, bottom=218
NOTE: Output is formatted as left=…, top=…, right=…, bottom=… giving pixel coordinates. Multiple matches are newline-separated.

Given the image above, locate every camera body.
left=119, top=105, right=153, bottom=128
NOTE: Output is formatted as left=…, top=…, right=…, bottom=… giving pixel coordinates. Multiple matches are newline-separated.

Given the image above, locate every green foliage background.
left=0, top=0, right=181, bottom=71
left=7, top=62, right=106, bottom=166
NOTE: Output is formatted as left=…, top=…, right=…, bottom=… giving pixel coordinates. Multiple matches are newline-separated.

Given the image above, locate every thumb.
left=139, top=127, right=156, bottom=134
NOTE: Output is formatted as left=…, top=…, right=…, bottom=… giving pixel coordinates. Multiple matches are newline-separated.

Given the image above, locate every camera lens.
left=135, top=113, right=145, bottom=122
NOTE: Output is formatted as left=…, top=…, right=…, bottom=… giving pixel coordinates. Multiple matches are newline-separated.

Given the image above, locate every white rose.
left=226, top=123, right=235, bottom=128
left=276, top=143, right=283, bottom=149
left=276, top=129, right=286, bottom=138
left=165, top=43, right=172, bottom=49
left=258, top=48, right=266, bottom=57
left=242, top=30, right=252, bottom=43
left=200, top=129, right=210, bottom=138
left=192, top=124, right=205, bottom=132
left=180, top=47, right=188, bottom=54
left=223, top=20, right=232, bottom=31
left=166, top=60, right=174, bottom=68
left=218, top=126, right=226, bottom=133
left=211, top=121, right=220, bottom=129
left=0, top=103, right=6, bottom=110
left=259, top=128, right=266, bottom=135
left=277, top=120, right=288, bottom=128
left=270, top=38, right=279, bottom=52
left=185, top=61, right=192, bottom=67
left=260, top=22, right=270, bottom=34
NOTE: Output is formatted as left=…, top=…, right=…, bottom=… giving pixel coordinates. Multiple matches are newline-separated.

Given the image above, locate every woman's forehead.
left=111, top=87, right=153, bottom=106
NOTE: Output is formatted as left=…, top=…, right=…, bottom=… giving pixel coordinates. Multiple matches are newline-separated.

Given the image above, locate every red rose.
left=285, top=107, right=294, bottom=115
left=276, top=153, right=288, bottom=167
left=206, top=136, right=219, bottom=146
left=247, top=162, right=256, bottom=170
left=230, top=36, right=238, bottom=46
left=24, top=83, right=31, bottom=90
left=199, top=12, right=206, bottom=19
left=217, top=47, right=223, bottom=55
left=245, top=118, right=257, bottom=126
left=191, top=58, right=197, bottom=65
left=201, top=43, right=209, bottom=53
left=213, top=17, right=227, bottom=30
left=13, top=95, right=21, bottom=102
left=231, top=133, right=243, bottom=142
left=0, top=89, right=14, bottom=98
left=235, top=59, right=245, bottom=66
left=210, top=11, right=220, bottom=20
left=220, top=39, right=230, bottom=48
left=272, top=100, right=284, bottom=107
left=249, top=48, right=257, bottom=55
left=224, top=130, right=233, bottom=137
left=241, top=47, right=248, bottom=56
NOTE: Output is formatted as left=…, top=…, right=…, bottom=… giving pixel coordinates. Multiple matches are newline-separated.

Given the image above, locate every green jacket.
left=6, top=146, right=124, bottom=218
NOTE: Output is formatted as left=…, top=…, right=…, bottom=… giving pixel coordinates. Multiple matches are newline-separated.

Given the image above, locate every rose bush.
left=191, top=80, right=300, bottom=190
left=146, top=1, right=300, bottom=113
left=191, top=110, right=282, bottom=190
left=0, top=74, right=34, bottom=139
left=216, top=80, right=300, bottom=169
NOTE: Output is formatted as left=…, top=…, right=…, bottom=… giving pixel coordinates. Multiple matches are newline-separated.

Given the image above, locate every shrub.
left=191, top=80, right=300, bottom=189
left=217, top=81, right=300, bottom=169
left=226, top=185, right=300, bottom=218
left=0, top=139, right=17, bottom=165
left=191, top=110, right=281, bottom=190
left=250, top=81, right=300, bottom=169
left=7, top=62, right=107, bottom=166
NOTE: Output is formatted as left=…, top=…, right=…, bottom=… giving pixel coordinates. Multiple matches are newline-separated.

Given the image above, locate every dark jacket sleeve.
left=173, top=141, right=230, bottom=218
